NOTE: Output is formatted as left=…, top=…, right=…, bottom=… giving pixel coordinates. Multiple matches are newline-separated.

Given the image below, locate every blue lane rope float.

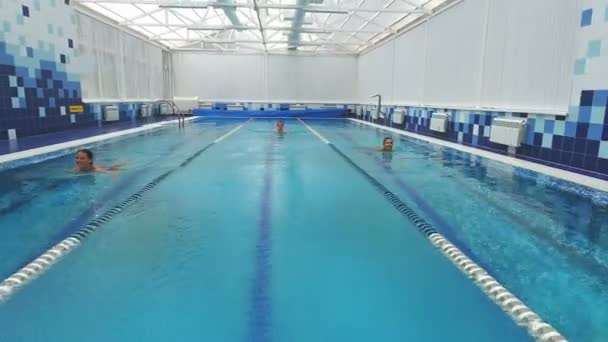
left=0, top=122, right=247, bottom=304
left=297, top=119, right=567, bottom=342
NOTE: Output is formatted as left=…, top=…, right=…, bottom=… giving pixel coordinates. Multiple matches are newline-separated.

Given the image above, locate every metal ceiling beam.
left=359, top=0, right=430, bottom=44
left=150, top=38, right=362, bottom=45
left=343, top=0, right=403, bottom=45
left=170, top=47, right=357, bottom=55
left=252, top=0, right=266, bottom=51
left=76, top=0, right=453, bottom=54
left=78, top=0, right=426, bottom=14
left=117, top=7, right=163, bottom=25
left=319, top=0, right=370, bottom=53
left=139, top=24, right=382, bottom=34
left=257, top=4, right=425, bottom=13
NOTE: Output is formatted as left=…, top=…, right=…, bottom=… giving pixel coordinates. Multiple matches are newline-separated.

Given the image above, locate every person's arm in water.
left=93, top=161, right=127, bottom=173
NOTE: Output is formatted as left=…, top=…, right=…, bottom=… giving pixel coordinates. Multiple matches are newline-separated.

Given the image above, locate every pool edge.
left=0, top=117, right=199, bottom=168
left=349, top=118, right=608, bottom=193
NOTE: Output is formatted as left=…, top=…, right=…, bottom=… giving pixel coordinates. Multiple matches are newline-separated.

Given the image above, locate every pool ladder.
left=153, top=100, right=188, bottom=127
left=370, top=94, right=387, bottom=122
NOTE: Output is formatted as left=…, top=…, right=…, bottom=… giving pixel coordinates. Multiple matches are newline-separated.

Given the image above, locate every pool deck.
left=0, top=116, right=197, bottom=166
left=0, top=117, right=182, bottom=156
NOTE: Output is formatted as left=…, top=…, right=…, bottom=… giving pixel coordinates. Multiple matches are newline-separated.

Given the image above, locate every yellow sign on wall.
left=69, top=105, right=84, bottom=113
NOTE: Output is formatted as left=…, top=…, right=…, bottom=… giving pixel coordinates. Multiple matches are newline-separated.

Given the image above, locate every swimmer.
left=73, top=149, right=125, bottom=173
left=275, top=120, right=286, bottom=134
left=376, top=137, right=393, bottom=152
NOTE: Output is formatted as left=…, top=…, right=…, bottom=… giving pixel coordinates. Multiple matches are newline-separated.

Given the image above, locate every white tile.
left=599, top=141, right=608, bottom=159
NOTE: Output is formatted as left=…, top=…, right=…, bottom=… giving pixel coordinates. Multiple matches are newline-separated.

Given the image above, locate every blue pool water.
left=0, top=118, right=606, bottom=341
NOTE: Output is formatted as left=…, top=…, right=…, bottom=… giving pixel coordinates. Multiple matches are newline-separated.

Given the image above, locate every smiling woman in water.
left=376, top=137, right=393, bottom=152
left=73, top=149, right=126, bottom=173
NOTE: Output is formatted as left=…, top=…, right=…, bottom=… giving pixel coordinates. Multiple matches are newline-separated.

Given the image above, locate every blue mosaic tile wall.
left=0, top=0, right=99, bottom=139
left=354, top=1, right=608, bottom=181
left=356, top=101, right=608, bottom=180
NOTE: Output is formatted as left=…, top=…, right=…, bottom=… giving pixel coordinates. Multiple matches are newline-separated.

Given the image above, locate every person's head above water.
left=75, top=149, right=94, bottom=171
left=382, top=137, right=393, bottom=152
left=276, top=120, right=285, bottom=132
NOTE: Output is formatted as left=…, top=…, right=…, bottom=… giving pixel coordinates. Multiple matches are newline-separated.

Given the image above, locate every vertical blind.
left=76, top=13, right=166, bottom=101
left=359, top=0, right=577, bottom=112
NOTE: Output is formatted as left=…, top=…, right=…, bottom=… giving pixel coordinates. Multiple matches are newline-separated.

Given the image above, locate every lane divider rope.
left=297, top=118, right=567, bottom=342
left=0, top=121, right=248, bottom=304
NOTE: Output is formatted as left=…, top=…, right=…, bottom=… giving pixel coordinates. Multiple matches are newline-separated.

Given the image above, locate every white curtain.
left=480, top=0, right=577, bottom=111
left=358, top=0, right=577, bottom=112
left=76, top=13, right=164, bottom=101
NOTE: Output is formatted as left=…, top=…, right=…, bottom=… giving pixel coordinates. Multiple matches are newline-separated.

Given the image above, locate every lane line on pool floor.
left=297, top=118, right=567, bottom=342
left=248, top=134, right=276, bottom=342
left=0, top=121, right=248, bottom=304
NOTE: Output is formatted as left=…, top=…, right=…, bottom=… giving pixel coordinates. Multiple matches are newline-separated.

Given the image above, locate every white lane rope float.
left=297, top=118, right=567, bottom=342
left=0, top=121, right=247, bottom=304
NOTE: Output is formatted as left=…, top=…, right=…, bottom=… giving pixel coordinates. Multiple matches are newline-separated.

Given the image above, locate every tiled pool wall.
left=354, top=0, right=608, bottom=180
left=0, top=0, right=87, bottom=139
left=353, top=95, right=608, bottom=180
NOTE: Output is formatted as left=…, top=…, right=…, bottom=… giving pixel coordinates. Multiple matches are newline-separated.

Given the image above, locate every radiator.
left=173, top=96, right=199, bottom=111
left=226, top=104, right=244, bottom=111
left=430, top=112, right=449, bottom=133
left=356, top=107, right=363, bottom=117
left=371, top=107, right=379, bottom=120
left=289, top=104, right=307, bottom=111
left=160, top=103, right=171, bottom=115
left=103, top=105, right=119, bottom=122
left=199, top=102, right=213, bottom=110
left=392, top=109, right=406, bottom=124
left=140, top=104, right=150, bottom=117
left=490, top=118, right=527, bottom=147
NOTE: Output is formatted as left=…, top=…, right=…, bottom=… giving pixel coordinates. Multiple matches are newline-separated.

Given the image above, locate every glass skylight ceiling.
left=76, top=0, right=453, bottom=54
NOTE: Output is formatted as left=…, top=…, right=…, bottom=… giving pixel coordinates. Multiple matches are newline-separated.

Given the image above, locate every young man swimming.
left=376, top=137, right=393, bottom=152
left=275, top=120, right=286, bottom=134
left=74, top=149, right=124, bottom=173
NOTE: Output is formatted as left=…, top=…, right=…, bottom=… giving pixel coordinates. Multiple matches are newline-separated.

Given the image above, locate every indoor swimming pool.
left=0, top=118, right=606, bottom=342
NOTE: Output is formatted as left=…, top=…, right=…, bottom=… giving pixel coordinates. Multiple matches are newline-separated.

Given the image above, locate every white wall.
left=173, top=53, right=266, bottom=101
left=172, top=52, right=358, bottom=103
left=358, top=0, right=578, bottom=113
